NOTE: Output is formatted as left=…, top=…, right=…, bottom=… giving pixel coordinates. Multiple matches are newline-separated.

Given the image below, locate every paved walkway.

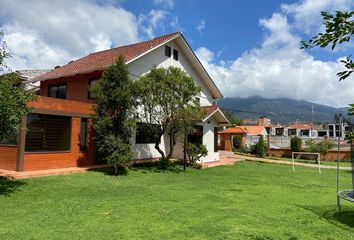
left=232, top=153, right=352, bottom=171
left=202, top=151, right=245, bottom=168
left=0, top=164, right=111, bottom=179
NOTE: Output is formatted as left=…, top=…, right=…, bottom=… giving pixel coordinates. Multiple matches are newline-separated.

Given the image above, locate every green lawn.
left=267, top=156, right=353, bottom=167
left=0, top=162, right=353, bottom=239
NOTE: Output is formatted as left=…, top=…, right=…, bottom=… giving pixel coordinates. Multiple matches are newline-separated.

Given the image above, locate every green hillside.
left=218, top=96, right=350, bottom=124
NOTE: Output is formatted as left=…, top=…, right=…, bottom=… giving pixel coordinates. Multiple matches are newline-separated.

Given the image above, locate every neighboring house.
left=327, top=123, right=350, bottom=139
left=265, top=124, right=286, bottom=137
left=0, top=32, right=229, bottom=172
left=286, top=123, right=317, bottom=138
left=219, top=125, right=267, bottom=150
left=219, top=127, right=246, bottom=151
left=16, top=69, right=50, bottom=92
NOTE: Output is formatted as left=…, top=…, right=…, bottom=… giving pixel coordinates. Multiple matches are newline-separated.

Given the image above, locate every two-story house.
left=0, top=32, right=229, bottom=172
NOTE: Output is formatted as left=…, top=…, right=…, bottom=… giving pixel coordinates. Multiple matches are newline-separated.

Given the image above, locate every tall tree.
left=133, top=66, right=201, bottom=168
left=0, top=30, right=34, bottom=143
left=176, top=105, right=204, bottom=171
left=93, top=55, right=134, bottom=175
left=301, top=11, right=354, bottom=81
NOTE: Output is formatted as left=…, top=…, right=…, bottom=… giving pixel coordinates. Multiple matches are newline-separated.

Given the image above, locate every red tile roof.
left=34, top=32, right=181, bottom=81
left=201, top=105, right=218, bottom=118
left=287, top=123, right=315, bottom=129
left=220, top=127, right=246, bottom=134
left=233, top=126, right=266, bottom=136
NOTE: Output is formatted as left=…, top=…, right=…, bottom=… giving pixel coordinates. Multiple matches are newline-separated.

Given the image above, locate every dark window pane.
left=188, top=125, right=203, bottom=145
left=80, top=118, right=88, bottom=151
left=49, top=87, right=57, bottom=98
left=136, top=123, right=160, bottom=144
left=25, top=114, right=71, bottom=152
left=88, top=79, right=100, bottom=99
left=165, top=45, right=171, bottom=57
left=48, top=84, right=66, bottom=99
left=173, top=49, right=178, bottom=61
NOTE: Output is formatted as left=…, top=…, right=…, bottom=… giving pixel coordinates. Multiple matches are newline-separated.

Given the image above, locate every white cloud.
left=281, top=0, right=353, bottom=33
left=139, top=10, right=169, bottom=39
left=153, top=0, right=174, bottom=9
left=196, top=8, right=354, bottom=107
left=196, top=20, right=206, bottom=33
left=0, top=0, right=142, bottom=70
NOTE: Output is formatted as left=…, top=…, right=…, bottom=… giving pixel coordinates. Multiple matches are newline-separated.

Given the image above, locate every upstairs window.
left=165, top=45, right=171, bottom=57
left=48, top=84, right=66, bottom=99
left=173, top=49, right=179, bottom=61
left=88, top=78, right=100, bottom=99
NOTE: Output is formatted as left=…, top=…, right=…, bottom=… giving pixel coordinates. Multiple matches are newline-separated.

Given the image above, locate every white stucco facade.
left=127, top=37, right=226, bottom=162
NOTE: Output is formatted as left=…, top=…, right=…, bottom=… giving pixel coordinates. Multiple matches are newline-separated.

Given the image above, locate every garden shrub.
left=186, top=143, right=208, bottom=163
left=256, top=136, right=267, bottom=157
left=192, top=162, right=203, bottom=169
left=232, top=135, right=242, bottom=149
left=290, top=136, right=302, bottom=152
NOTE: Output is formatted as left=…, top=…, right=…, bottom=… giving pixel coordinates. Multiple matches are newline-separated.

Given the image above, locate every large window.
left=188, top=125, right=203, bottom=145
left=48, top=84, right=66, bottom=99
left=88, top=78, right=100, bottom=99
left=80, top=118, right=88, bottom=151
left=25, top=114, right=71, bottom=152
left=288, top=129, right=297, bottom=136
left=136, top=123, right=160, bottom=144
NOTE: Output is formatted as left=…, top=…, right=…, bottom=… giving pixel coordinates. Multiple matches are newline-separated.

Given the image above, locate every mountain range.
left=218, top=96, right=350, bottom=124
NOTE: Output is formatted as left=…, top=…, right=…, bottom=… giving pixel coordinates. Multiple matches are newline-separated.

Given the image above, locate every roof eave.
left=203, top=108, right=230, bottom=125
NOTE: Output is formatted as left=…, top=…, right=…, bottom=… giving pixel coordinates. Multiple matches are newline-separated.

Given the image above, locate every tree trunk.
left=155, top=141, right=165, bottom=159
left=114, top=165, right=118, bottom=176
left=154, top=132, right=166, bottom=159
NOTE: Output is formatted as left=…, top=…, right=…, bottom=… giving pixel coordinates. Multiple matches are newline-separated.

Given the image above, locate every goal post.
left=291, top=152, right=321, bottom=173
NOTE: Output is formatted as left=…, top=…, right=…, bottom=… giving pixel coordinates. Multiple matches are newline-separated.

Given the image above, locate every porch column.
left=16, top=117, right=27, bottom=171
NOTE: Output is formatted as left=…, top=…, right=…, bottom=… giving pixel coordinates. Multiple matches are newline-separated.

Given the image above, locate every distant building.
left=257, top=116, right=271, bottom=126
left=16, top=69, right=50, bottom=92
left=219, top=125, right=267, bottom=150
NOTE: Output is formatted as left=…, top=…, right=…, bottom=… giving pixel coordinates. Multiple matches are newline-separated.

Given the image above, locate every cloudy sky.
left=0, top=0, right=353, bottom=107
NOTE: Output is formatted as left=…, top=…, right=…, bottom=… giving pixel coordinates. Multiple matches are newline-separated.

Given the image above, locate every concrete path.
left=0, top=164, right=112, bottom=179
left=202, top=151, right=245, bottom=168
left=232, top=153, right=352, bottom=171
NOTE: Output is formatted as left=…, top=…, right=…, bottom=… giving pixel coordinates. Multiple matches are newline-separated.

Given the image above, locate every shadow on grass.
left=130, top=161, right=185, bottom=174
left=0, top=176, right=26, bottom=196
left=297, top=205, right=354, bottom=231
left=88, top=161, right=185, bottom=176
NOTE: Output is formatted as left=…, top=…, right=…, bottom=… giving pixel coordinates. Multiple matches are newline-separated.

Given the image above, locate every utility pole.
left=311, top=105, right=314, bottom=123
left=336, top=113, right=341, bottom=211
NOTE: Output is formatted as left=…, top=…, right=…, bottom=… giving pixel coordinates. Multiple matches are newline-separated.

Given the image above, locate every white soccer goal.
left=291, top=152, right=321, bottom=173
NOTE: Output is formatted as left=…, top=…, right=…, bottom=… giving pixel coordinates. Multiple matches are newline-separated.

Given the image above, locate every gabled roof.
left=33, top=32, right=223, bottom=99
left=237, top=126, right=267, bottom=136
left=34, top=32, right=180, bottom=82
left=220, top=126, right=246, bottom=134
left=16, top=69, right=50, bottom=80
left=202, top=105, right=230, bottom=125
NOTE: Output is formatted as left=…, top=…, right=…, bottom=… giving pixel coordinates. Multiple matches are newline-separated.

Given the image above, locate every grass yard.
left=268, top=156, right=353, bottom=167
left=0, top=162, right=353, bottom=239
